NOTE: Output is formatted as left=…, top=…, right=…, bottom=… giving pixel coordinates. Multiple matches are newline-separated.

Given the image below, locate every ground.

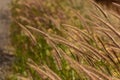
left=0, top=0, right=15, bottom=79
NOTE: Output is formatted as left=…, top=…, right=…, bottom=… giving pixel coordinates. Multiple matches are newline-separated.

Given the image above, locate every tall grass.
left=10, top=0, right=120, bottom=80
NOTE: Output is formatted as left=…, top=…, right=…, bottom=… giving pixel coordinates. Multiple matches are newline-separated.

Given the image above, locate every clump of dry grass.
left=93, top=0, right=120, bottom=15
left=10, top=0, right=120, bottom=79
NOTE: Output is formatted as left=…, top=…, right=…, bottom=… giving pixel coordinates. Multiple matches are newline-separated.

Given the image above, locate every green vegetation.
left=10, top=0, right=120, bottom=80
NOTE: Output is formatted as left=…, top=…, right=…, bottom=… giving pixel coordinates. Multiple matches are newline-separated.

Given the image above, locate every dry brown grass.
left=10, top=0, right=120, bottom=79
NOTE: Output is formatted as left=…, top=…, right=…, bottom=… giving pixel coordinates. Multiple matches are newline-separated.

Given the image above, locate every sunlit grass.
left=10, top=0, right=120, bottom=80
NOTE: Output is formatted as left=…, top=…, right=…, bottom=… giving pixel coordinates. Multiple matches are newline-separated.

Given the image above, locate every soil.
left=0, top=0, right=15, bottom=79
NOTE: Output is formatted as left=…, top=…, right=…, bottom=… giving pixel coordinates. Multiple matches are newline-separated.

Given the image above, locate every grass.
left=10, top=0, right=120, bottom=80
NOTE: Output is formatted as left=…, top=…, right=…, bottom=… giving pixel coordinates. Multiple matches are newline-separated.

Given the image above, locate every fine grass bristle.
left=94, top=0, right=120, bottom=14
left=10, top=0, right=120, bottom=79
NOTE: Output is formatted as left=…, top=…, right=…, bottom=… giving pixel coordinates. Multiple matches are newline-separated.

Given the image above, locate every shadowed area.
left=0, top=49, right=15, bottom=80
left=0, top=49, right=15, bottom=66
